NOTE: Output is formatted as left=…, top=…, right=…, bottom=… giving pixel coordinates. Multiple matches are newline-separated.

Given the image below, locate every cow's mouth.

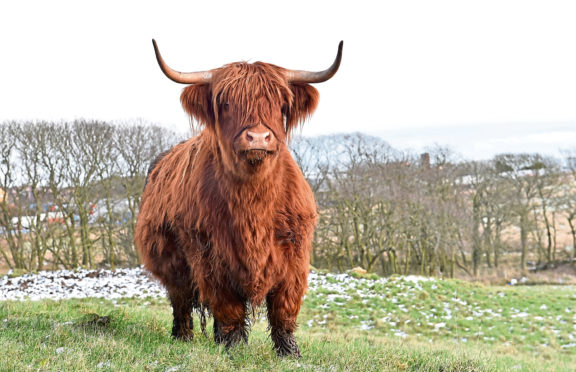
left=242, top=149, right=276, bottom=165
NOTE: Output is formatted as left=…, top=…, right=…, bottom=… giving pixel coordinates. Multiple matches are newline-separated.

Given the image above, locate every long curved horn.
left=152, top=39, right=212, bottom=84
left=285, top=41, right=343, bottom=84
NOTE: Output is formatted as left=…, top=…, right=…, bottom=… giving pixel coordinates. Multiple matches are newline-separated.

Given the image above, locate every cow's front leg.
left=210, top=292, right=249, bottom=349
left=266, top=276, right=307, bottom=358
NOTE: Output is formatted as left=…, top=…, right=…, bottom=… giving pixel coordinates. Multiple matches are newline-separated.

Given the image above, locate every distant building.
left=420, top=153, right=431, bottom=169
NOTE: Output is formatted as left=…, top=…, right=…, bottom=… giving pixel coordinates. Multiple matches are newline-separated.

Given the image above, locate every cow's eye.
left=221, top=101, right=229, bottom=111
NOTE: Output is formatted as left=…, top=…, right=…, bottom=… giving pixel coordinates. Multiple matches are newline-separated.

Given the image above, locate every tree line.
left=0, top=120, right=183, bottom=271
left=1, top=121, right=574, bottom=277
left=292, top=133, right=575, bottom=277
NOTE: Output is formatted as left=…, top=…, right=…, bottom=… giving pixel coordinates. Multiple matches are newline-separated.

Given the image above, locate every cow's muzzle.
left=245, top=130, right=271, bottom=150
left=235, top=124, right=278, bottom=165
left=236, top=124, right=277, bottom=152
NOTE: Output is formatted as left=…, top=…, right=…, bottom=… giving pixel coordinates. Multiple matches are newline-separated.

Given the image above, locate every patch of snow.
left=359, top=321, right=373, bottom=330
left=393, top=329, right=408, bottom=338
left=511, top=312, right=529, bottom=318
left=0, top=267, right=166, bottom=301
left=55, top=347, right=69, bottom=354
left=97, top=361, right=111, bottom=369
left=402, top=275, right=436, bottom=283
left=433, top=322, right=446, bottom=331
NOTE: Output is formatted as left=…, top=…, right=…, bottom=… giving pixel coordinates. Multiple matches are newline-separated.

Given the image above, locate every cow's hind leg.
left=213, top=317, right=223, bottom=344
left=138, top=228, right=198, bottom=341
left=164, top=255, right=198, bottom=341
left=167, top=285, right=199, bottom=341
left=210, top=292, right=249, bottom=349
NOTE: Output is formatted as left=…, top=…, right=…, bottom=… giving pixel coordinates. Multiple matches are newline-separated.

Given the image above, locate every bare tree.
left=494, top=154, right=543, bottom=270
left=0, top=122, right=25, bottom=269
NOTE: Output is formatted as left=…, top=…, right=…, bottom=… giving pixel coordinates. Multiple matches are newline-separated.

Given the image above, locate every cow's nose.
left=246, top=130, right=271, bottom=148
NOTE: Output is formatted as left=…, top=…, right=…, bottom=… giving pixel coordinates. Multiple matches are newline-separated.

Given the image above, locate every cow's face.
left=181, top=62, right=319, bottom=178
left=153, top=40, right=341, bottom=179
left=217, top=100, right=280, bottom=172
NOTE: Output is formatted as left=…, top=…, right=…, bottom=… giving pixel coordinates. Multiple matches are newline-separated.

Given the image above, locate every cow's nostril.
left=246, top=130, right=270, bottom=144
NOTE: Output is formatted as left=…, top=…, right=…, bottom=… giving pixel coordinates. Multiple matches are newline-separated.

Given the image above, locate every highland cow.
left=135, top=40, right=342, bottom=357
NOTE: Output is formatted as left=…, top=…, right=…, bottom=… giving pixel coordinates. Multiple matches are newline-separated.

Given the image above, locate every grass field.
left=1, top=272, right=575, bottom=371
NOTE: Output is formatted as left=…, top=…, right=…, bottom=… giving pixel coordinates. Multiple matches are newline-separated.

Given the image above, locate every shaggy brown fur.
left=135, top=61, right=321, bottom=357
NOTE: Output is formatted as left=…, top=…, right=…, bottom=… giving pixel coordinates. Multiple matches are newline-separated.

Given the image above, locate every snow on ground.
left=0, top=267, right=166, bottom=301
left=0, top=268, right=435, bottom=301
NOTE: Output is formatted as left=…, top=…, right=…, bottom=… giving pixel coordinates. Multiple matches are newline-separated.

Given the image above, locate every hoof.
left=172, top=318, right=194, bottom=341
left=271, top=328, right=301, bottom=358
left=215, top=322, right=248, bottom=349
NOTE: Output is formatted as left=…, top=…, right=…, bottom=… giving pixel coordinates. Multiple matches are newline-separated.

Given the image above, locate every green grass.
left=1, top=274, right=575, bottom=371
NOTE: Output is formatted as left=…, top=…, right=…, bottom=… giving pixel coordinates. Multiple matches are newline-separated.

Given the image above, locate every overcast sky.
left=1, top=0, right=575, bottom=160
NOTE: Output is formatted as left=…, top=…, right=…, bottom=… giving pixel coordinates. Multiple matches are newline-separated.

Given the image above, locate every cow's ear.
left=181, top=85, right=215, bottom=127
left=285, top=83, right=319, bottom=137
